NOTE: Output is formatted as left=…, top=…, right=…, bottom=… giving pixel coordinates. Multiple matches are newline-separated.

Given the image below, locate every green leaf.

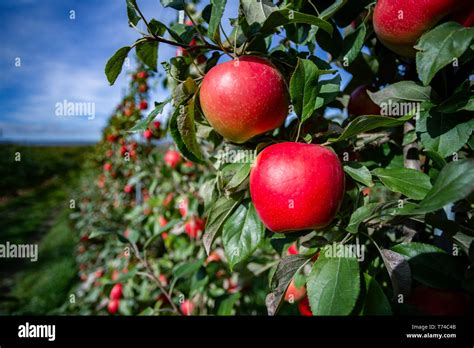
left=417, top=108, right=474, bottom=158
left=241, top=0, right=277, bottom=26
left=136, top=41, right=158, bottom=71
left=434, top=91, right=474, bottom=114
left=392, top=242, right=465, bottom=289
left=266, top=254, right=311, bottom=315
left=289, top=58, right=320, bottom=121
left=346, top=203, right=379, bottom=234
left=307, top=253, right=360, bottom=315
left=380, top=249, right=411, bottom=297
left=341, top=23, right=366, bottom=65
left=129, top=99, right=170, bottom=133
left=373, top=168, right=432, bottom=200
left=222, top=201, right=265, bottom=270
left=361, top=273, right=392, bottom=315
left=217, top=293, right=241, bottom=315
left=225, top=162, right=251, bottom=192
left=126, top=0, right=140, bottom=26
left=319, top=0, right=348, bottom=21
left=148, top=19, right=167, bottom=37
left=416, top=22, right=474, bottom=86
left=343, top=162, right=373, bottom=187
left=176, top=98, right=204, bottom=162
left=400, top=159, right=474, bottom=215
left=203, top=192, right=244, bottom=255
left=314, top=74, right=341, bottom=110
left=329, top=114, right=413, bottom=142
left=160, top=0, right=185, bottom=10
left=261, top=9, right=333, bottom=35
left=208, top=0, right=227, bottom=42
left=368, top=81, right=435, bottom=106
left=105, top=46, right=131, bottom=85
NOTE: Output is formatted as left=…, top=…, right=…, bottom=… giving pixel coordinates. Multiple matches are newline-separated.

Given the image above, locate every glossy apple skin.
left=164, top=149, right=181, bottom=169
left=180, top=300, right=194, bottom=316
left=347, top=85, right=380, bottom=117
left=108, top=299, right=120, bottom=314
left=409, top=286, right=471, bottom=315
left=110, top=283, right=123, bottom=300
left=298, top=296, right=313, bottom=316
left=250, top=142, right=345, bottom=233
left=284, top=279, right=306, bottom=303
left=373, top=0, right=466, bottom=57
left=199, top=56, right=289, bottom=143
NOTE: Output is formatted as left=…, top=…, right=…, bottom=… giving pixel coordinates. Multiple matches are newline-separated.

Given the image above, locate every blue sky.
left=0, top=0, right=347, bottom=143
left=0, top=0, right=241, bottom=143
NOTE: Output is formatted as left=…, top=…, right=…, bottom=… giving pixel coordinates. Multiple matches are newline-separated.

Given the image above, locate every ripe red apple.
left=153, top=121, right=161, bottom=129
left=106, top=149, right=113, bottom=158
left=123, top=184, right=133, bottom=194
left=163, top=193, right=174, bottom=207
left=158, top=216, right=168, bottom=227
left=347, top=85, right=381, bottom=117
left=103, top=163, right=112, bottom=171
left=124, top=108, right=133, bottom=117
left=180, top=299, right=194, bottom=316
left=110, top=283, right=123, bottom=300
left=111, top=270, right=120, bottom=281
left=139, top=100, right=148, bottom=110
left=205, top=251, right=221, bottom=264
left=106, top=134, right=118, bottom=143
left=409, top=286, right=471, bottom=315
left=164, top=149, right=181, bottom=169
left=284, top=279, right=306, bottom=303
left=144, top=129, right=153, bottom=141
left=108, top=299, right=120, bottom=314
left=178, top=197, right=188, bottom=218
left=249, top=142, right=345, bottom=233
left=136, top=71, right=148, bottom=79
left=185, top=217, right=205, bottom=238
left=95, top=269, right=104, bottom=278
left=373, top=0, right=466, bottom=57
left=287, top=244, right=298, bottom=255
left=298, top=296, right=313, bottom=316
left=138, top=83, right=148, bottom=93
left=199, top=56, right=289, bottom=143
left=159, top=274, right=168, bottom=286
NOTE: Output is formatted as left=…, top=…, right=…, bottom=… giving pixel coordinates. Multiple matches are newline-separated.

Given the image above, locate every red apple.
left=136, top=71, right=148, bottom=79
left=284, top=279, right=306, bottom=303
left=124, top=108, right=133, bottom=117
left=138, top=83, right=148, bottom=93
left=163, top=193, right=174, bottom=207
left=103, top=163, right=112, bottom=171
left=159, top=274, right=168, bottom=286
left=409, top=286, right=471, bottom=315
left=158, top=216, right=168, bottom=227
left=287, top=244, right=298, bottom=255
left=298, top=296, right=313, bottom=316
left=180, top=299, right=194, bottom=316
left=373, top=0, right=466, bottom=57
left=199, top=56, right=289, bottom=143
left=185, top=217, right=205, bottom=239
left=108, top=299, right=120, bottom=314
left=249, top=142, right=345, bottom=233
left=206, top=251, right=221, bottom=264
left=144, top=129, right=153, bottom=141
left=153, top=121, right=161, bottom=129
left=164, top=149, right=181, bottom=169
left=139, top=100, right=148, bottom=110
left=107, top=134, right=118, bottom=143
left=178, top=197, right=188, bottom=218
left=110, top=283, right=123, bottom=300
left=347, top=85, right=381, bottom=117
left=124, top=184, right=133, bottom=194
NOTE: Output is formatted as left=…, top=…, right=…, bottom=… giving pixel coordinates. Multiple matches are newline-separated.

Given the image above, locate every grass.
left=0, top=145, right=88, bottom=315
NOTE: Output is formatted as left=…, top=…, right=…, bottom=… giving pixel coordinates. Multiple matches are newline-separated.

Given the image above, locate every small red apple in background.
left=347, top=85, right=380, bottom=117
left=159, top=274, right=168, bottom=286
left=287, top=244, right=298, bottom=255
left=158, top=216, right=168, bottom=227
left=144, top=129, right=153, bottom=141
left=185, top=217, right=205, bottom=238
left=110, top=283, right=123, bottom=300
left=298, top=296, right=313, bottom=316
left=107, top=134, right=118, bottom=143
left=284, top=279, right=306, bottom=303
left=136, top=71, right=148, bottom=79
left=180, top=299, right=194, bottom=316
left=409, top=286, right=471, bottom=315
left=139, top=100, right=148, bottom=110
left=124, top=108, right=133, bottom=117
left=163, top=193, right=174, bottom=207
left=103, top=163, right=112, bottom=171
left=106, top=149, right=113, bottom=158
left=138, top=83, right=148, bottom=93
left=124, top=184, right=133, bottom=194
left=108, top=299, right=120, bottom=314
left=95, top=269, right=104, bottom=278
left=205, top=251, right=221, bottom=264
left=178, top=197, right=188, bottom=218
left=111, top=270, right=120, bottom=281
left=199, top=56, right=289, bottom=143
left=250, top=142, right=345, bottom=233
left=123, top=229, right=130, bottom=238
left=373, top=0, right=466, bottom=57
left=164, top=149, right=181, bottom=169
left=120, top=145, right=128, bottom=157
left=153, top=121, right=161, bottom=129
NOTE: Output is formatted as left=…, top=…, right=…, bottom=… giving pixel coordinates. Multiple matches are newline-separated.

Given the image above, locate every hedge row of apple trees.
left=69, top=0, right=474, bottom=316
